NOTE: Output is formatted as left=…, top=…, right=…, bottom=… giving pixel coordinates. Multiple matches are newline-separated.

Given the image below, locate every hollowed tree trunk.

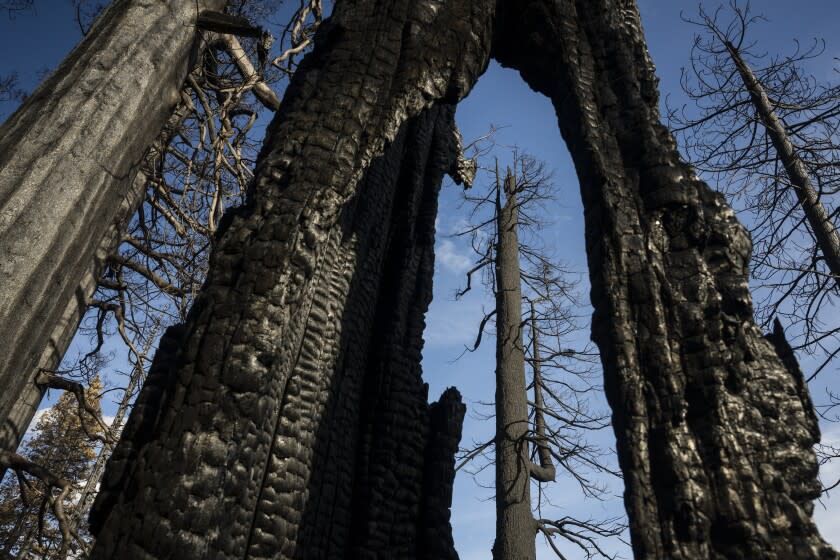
left=494, top=0, right=836, bottom=558
left=71, top=0, right=836, bottom=558
left=0, top=0, right=224, bottom=462
left=89, top=1, right=495, bottom=557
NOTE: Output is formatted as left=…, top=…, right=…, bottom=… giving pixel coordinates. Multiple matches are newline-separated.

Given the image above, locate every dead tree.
left=88, top=0, right=493, bottom=556
left=456, top=155, right=623, bottom=559
left=493, top=0, right=837, bottom=557
left=2, top=0, right=320, bottom=541
left=493, top=166, right=537, bottom=559
left=0, top=0, right=835, bottom=557
left=669, top=2, right=840, bottom=378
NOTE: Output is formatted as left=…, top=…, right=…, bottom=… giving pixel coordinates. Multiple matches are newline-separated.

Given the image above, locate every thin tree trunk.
left=88, top=1, right=494, bottom=557
left=492, top=168, right=536, bottom=560
left=529, top=301, right=556, bottom=484
left=724, top=40, right=840, bottom=286
left=494, top=0, right=836, bottom=557
left=0, top=0, right=224, bottom=466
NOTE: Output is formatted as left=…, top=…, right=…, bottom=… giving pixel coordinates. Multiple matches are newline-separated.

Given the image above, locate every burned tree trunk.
left=493, top=169, right=537, bottom=560
left=89, top=1, right=494, bottom=557
left=0, top=0, right=224, bottom=461
left=494, top=0, right=836, bottom=558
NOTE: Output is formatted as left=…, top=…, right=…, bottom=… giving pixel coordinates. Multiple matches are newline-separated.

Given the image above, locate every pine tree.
left=0, top=377, right=104, bottom=559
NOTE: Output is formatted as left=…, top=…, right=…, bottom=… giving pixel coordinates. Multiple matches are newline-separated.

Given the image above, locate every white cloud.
left=436, top=238, right=473, bottom=275
left=424, top=297, right=490, bottom=350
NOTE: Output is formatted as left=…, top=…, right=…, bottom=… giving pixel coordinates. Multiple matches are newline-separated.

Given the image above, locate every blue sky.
left=2, top=1, right=840, bottom=558
left=424, top=1, right=840, bottom=557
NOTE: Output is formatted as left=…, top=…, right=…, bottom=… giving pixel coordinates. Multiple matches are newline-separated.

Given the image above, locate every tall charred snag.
left=89, top=1, right=494, bottom=557
left=494, top=0, right=836, bottom=557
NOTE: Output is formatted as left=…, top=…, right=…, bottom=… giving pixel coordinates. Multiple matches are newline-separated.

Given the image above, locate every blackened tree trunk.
left=0, top=0, right=224, bottom=462
left=46, top=0, right=833, bottom=557
left=493, top=169, right=536, bottom=560
left=88, top=1, right=494, bottom=557
left=494, top=0, right=837, bottom=558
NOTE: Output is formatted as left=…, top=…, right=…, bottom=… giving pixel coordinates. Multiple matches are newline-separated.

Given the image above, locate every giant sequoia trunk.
left=0, top=0, right=224, bottom=461
left=89, top=1, right=494, bottom=557
left=0, top=0, right=825, bottom=557
left=494, top=0, right=837, bottom=558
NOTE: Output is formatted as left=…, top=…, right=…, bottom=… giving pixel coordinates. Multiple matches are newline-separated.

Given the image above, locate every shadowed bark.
left=493, top=0, right=837, bottom=558
left=88, top=0, right=494, bottom=557
left=1, top=0, right=830, bottom=557
left=0, top=0, right=225, bottom=464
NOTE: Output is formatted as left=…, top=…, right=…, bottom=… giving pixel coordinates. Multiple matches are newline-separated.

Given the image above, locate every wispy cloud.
left=425, top=296, right=490, bottom=350
left=436, top=238, right=473, bottom=275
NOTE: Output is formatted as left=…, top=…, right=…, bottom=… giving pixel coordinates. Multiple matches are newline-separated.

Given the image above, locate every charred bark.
left=89, top=0, right=494, bottom=557
left=0, top=0, right=224, bottom=462
left=3, top=0, right=825, bottom=557
left=494, top=0, right=837, bottom=558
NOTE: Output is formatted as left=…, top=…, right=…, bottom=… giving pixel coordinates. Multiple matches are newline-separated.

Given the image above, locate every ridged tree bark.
left=88, top=0, right=494, bottom=557
left=4, top=0, right=821, bottom=557
left=0, top=0, right=224, bottom=463
left=493, top=170, right=536, bottom=560
left=493, top=0, right=837, bottom=558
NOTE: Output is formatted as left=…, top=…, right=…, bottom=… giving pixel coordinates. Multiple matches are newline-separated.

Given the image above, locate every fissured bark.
left=89, top=1, right=494, bottom=557
left=493, top=0, right=836, bottom=557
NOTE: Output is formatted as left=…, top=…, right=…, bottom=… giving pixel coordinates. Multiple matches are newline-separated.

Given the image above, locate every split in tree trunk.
left=493, top=0, right=837, bottom=557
